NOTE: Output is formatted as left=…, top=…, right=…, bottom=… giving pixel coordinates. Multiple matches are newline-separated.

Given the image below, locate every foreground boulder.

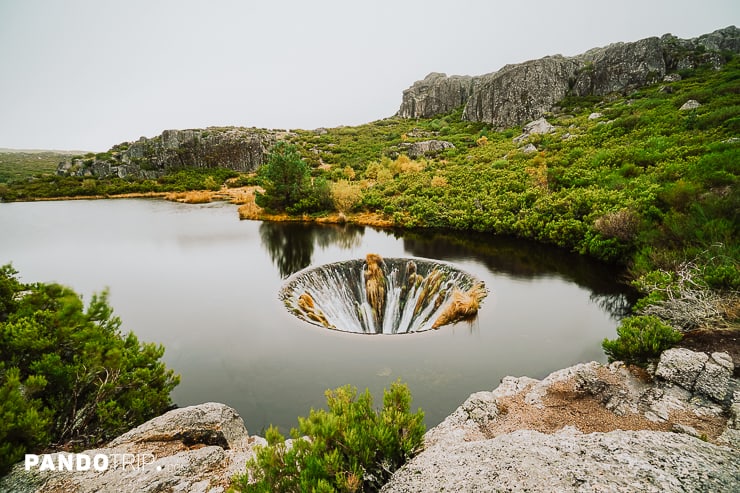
left=0, top=402, right=264, bottom=493
left=383, top=348, right=740, bottom=492
left=382, top=428, right=739, bottom=493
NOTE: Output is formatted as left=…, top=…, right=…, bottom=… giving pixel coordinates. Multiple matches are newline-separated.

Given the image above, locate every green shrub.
left=287, top=176, right=333, bottom=215
left=231, top=380, right=425, bottom=493
left=602, top=315, right=683, bottom=366
left=227, top=174, right=260, bottom=187
left=256, top=142, right=313, bottom=212
left=0, top=265, right=180, bottom=474
left=0, top=365, right=51, bottom=475
left=203, top=175, right=220, bottom=191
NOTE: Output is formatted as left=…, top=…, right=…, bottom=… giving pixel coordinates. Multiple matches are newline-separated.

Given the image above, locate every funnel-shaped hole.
left=281, top=254, right=488, bottom=334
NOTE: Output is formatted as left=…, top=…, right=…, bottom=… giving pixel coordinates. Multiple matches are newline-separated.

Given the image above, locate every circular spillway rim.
left=280, top=256, right=488, bottom=335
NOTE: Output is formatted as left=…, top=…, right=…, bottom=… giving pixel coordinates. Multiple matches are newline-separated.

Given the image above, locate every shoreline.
left=9, top=186, right=739, bottom=344
left=11, top=186, right=398, bottom=228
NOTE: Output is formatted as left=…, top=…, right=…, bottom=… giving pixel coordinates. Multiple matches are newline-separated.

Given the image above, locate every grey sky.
left=1, top=0, right=737, bottom=151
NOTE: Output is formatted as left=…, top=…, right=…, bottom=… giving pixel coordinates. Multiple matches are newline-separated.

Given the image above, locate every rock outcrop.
left=398, top=26, right=739, bottom=128
left=382, top=348, right=740, bottom=492
left=397, top=72, right=475, bottom=119
left=400, top=139, right=455, bottom=159
left=568, top=36, right=667, bottom=97
left=382, top=429, right=739, bottom=493
left=57, top=127, right=286, bottom=179
left=3, top=350, right=737, bottom=492
left=0, top=403, right=265, bottom=493
left=462, top=55, right=580, bottom=129
left=512, top=117, right=556, bottom=143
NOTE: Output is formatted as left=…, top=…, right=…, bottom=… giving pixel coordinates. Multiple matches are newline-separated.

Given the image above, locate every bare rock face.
left=397, top=72, right=475, bottom=119
left=108, top=401, right=250, bottom=451
left=382, top=428, right=740, bottom=493
left=384, top=348, right=740, bottom=492
left=462, top=56, right=579, bottom=129
left=57, top=127, right=282, bottom=179
left=397, top=26, right=739, bottom=128
left=569, top=36, right=666, bottom=97
left=0, top=403, right=263, bottom=493
left=656, top=348, right=733, bottom=402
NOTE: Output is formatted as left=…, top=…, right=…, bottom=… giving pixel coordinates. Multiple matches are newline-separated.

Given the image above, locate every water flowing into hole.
left=281, top=254, right=488, bottom=334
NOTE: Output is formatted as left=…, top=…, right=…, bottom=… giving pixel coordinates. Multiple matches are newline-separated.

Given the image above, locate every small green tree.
left=602, top=315, right=683, bottom=367
left=0, top=265, right=180, bottom=473
left=232, top=380, right=425, bottom=493
left=256, top=142, right=312, bottom=212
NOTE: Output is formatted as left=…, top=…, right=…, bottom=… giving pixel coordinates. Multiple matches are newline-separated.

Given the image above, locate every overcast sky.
left=1, top=0, right=737, bottom=151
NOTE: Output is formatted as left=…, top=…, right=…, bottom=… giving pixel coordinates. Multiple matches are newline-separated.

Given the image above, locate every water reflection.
left=259, top=222, right=364, bottom=278
left=590, top=292, right=632, bottom=320
left=400, top=229, right=637, bottom=320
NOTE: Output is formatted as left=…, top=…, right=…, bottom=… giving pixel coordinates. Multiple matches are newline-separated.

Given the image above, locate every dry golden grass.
left=414, top=269, right=443, bottom=317
left=364, top=253, right=386, bottom=325
left=32, top=191, right=169, bottom=202
left=222, top=188, right=254, bottom=205
left=165, top=191, right=213, bottom=204
left=432, top=283, right=487, bottom=329
left=431, top=175, right=448, bottom=187
left=298, top=292, right=333, bottom=328
left=237, top=201, right=263, bottom=219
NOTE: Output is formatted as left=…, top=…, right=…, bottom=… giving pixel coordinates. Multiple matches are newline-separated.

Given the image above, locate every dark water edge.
left=0, top=199, right=636, bottom=432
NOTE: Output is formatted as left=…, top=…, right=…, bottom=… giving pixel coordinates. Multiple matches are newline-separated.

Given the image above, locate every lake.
left=0, top=198, right=633, bottom=433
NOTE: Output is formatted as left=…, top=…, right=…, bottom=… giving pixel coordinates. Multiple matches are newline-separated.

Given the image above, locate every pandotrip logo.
left=25, top=453, right=157, bottom=472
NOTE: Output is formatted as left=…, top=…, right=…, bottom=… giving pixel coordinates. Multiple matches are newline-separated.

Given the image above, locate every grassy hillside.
left=2, top=58, right=738, bottom=332
left=283, top=59, right=738, bottom=277
left=0, top=149, right=81, bottom=183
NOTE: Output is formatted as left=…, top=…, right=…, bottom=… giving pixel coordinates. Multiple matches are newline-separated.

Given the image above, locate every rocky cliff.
left=396, top=72, right=476, bottom=119
left=57, top=127, right=287, bottom=179
left=399, top=25, right=740, bottom=128
left=56, top=27, right=738, bottom=180
left=3, top=348, right=738, bottom=492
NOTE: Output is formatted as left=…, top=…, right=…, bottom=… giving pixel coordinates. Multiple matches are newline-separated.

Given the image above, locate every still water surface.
left=0, top=199, right=633, bottom=432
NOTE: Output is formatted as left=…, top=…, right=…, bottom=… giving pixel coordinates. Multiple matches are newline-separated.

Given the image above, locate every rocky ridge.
left=55, top=27, right=738, bottom=181
left=396, top=72, right=476, bottom=119
left=399, top=25, right=740, bottom=128
left=2, top=348, right=738, bottom=492
left=57, top=127, right=288, bottom=180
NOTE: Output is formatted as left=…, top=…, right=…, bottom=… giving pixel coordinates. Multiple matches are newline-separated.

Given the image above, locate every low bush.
left=231, top=380, right=425, bottom=493
left=602, top=315, right=683, bottom=366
